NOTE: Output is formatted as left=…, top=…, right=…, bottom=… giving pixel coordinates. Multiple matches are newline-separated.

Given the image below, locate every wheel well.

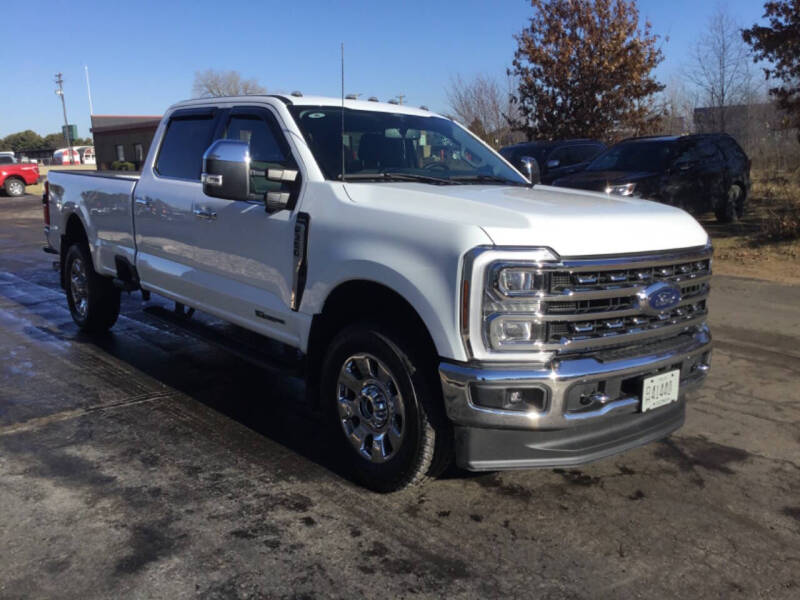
left=306, top=280, right=439, bottom=401
left=60, top=213, right=89, bottom=288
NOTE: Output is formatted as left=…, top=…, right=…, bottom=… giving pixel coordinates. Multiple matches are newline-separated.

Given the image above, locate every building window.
left=134, top=143, right=144, bottom=162
left=115, top=145, right=125, bottom=161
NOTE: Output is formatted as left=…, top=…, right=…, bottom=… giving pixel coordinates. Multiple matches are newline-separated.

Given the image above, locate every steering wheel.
left=423, top=162, right=449, bottom=172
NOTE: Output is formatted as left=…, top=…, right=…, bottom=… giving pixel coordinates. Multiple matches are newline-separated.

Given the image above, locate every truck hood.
left=343, top=182, right=709, bottom=257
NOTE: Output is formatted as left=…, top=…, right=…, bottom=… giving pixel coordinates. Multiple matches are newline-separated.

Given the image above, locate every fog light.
left=470, top=385, right=547, bottom=412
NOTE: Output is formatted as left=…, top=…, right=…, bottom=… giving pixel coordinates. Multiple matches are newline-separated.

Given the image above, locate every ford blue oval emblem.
left=638, top=282, right=682, bottom=315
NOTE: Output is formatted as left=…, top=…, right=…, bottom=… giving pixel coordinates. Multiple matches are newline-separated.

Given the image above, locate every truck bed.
left=46, top=170, right=139, bottom=279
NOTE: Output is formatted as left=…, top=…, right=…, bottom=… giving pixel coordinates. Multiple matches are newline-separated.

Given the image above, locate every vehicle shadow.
left=1, top=265, right=367, bottom=483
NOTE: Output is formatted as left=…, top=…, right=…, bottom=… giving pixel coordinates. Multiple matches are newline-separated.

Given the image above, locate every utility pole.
left=54, top=73, right=74, bottom=165
left=395, top=94, right=406, bottom=105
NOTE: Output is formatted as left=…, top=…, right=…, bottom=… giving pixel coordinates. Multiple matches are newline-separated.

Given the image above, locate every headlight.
left=461, top=247, right=559, bottom=360
left=604, top=182, right=636, bottom=196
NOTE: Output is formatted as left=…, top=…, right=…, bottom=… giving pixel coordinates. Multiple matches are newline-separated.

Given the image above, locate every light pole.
left=54, top=73, right=74, bottom=165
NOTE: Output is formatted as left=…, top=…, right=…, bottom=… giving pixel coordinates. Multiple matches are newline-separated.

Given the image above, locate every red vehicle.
left=0, top=155, right=40, bottom=197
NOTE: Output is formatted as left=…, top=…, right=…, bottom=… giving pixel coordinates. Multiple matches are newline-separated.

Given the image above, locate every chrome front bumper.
left=439, top=327, right=712, bottom=469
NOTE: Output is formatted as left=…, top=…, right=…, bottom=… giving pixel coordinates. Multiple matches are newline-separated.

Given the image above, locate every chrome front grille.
left=535, top=248, right=712, bottom=353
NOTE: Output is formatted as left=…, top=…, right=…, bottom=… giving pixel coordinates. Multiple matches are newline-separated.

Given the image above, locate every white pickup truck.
left=44, top=94, right=712, bottom=491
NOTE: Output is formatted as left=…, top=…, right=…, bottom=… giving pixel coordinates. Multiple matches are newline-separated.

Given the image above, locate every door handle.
left=193, top=207, right=217, bottom=220
left=134, top=196, right=151, bottom=207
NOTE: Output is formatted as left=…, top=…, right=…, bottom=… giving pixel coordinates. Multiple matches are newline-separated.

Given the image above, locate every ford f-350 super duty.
left=44, top=95, right=713, bottom=491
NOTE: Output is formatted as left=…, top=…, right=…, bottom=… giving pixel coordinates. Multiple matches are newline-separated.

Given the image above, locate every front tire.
left=64, top=243, right=121, bottom=332
left=4, top=178, right=25, bottom=197
left=320, top=322, right=452, bottom=492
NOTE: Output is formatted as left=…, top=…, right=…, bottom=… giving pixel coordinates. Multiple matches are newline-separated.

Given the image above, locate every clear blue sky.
left=1, top=0, right=768, bottom=139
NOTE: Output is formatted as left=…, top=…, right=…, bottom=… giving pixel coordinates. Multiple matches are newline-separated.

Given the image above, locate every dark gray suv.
left=499, top=139, right=606, bottom=185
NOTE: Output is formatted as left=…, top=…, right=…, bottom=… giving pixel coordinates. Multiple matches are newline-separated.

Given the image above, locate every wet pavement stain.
left=783, top=507, right=800, bottom=523
left=114, top=518, right=187, bottom=575
left=655, top=436, right=750, bottom=487
left=474, top=473, right=535, bottom=500
left=552, top=468, right=602, bottom=486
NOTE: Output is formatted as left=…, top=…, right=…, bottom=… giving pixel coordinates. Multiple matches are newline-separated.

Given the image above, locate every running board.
left=143, top=304, right=305, bottom=378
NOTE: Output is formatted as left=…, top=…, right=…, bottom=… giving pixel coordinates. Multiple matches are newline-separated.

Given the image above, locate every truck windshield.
left=586, top=141, right=676, bottom=173
left=288, top=106, right=527, bottom=186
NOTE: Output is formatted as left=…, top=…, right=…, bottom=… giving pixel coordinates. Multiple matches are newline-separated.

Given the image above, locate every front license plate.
left=641, top=370, right=680, bottom=412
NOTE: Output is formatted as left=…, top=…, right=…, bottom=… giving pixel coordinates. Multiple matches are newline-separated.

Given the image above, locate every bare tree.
left=685, top=7, right=755, bottom=132
left=658, top=78, right=699, bottom=135
left=445, top=73, right=520, bottom=147
left=192, top=69, right=266, bottom=98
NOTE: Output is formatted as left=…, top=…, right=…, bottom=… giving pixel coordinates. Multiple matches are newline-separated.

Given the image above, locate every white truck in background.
left=44, top=94, right=713, bottom=491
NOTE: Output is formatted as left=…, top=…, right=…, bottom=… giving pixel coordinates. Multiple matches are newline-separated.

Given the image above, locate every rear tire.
left=715, top=184, right=741, bottom=223
left=320, top=321, right=452, bottom=492
left=4, top=178, right=25, bottom=197
left=64, top=243, right=121, bottom=332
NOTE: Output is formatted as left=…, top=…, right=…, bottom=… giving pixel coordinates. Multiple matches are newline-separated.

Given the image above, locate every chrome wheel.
left=6, top=180, right=24, bottom=196
left=337, top=353, right=405, bottom=463
left=69, top=257, right=89, bottom=318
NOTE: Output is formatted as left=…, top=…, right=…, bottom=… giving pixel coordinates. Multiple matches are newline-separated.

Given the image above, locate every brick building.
left=90, top=115, right=161, bottom=170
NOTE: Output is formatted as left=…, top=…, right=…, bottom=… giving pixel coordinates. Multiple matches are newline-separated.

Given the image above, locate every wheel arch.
left=306, top=279, right=444, bottom=405
left=59, top=212, right=90, bottom=288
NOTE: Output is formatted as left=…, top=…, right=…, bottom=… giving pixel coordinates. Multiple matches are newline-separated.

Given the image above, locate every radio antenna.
left=340, top=42, right=346, bottom=183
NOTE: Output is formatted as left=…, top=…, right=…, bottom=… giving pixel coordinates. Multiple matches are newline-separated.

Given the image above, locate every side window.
left=156, top=113, right=217, bottom=180
left=697, top=141, right=721, bottom=160
left=675, top=142, right=701, bottom=165
left=572, top=144, right=604, bottom=164
left=546, top=146, right=573, bottom=167
left=223, top=111, right=295, bottom=196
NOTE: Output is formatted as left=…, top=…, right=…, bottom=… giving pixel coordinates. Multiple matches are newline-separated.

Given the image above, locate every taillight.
left=42, top=181, right=50, bottom=226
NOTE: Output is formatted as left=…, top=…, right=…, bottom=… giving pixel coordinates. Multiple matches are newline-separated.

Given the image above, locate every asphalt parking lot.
left=1, top=194, right=798, bottom=599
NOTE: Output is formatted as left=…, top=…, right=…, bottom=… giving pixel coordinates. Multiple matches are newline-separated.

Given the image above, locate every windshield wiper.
left=340, top=172, right=457, bottom=185
left=450, top=174, right=527, bottom=186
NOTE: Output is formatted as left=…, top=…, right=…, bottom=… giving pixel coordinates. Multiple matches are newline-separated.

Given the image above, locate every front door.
left=190, top=106, right=305, bottom=348
left=134, top=107, right=218, bottom=300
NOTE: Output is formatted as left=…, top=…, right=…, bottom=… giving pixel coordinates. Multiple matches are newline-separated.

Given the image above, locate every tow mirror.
left=259, top=168, right=299, bottom=214
left=202, top=140, right=251, bottom=201
left=520, top=156, right=541, bottom=186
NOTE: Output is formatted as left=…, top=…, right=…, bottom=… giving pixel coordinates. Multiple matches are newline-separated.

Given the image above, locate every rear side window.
left=0, top=156, right=15, bottom=165
left=716, top=137, right=747, bottom=163
left=156, top=113, right=217, bottom=180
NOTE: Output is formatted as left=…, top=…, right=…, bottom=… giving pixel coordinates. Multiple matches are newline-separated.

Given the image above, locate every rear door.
left=134, top=107, right=219, bottom=299
left=189, top=105, right=305, bottom=347
left=694, top=139, right=727, bottom=211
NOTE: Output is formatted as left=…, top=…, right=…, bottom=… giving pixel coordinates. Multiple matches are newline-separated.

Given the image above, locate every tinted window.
left=675, top=140, right=722, bottom=164
left=587, top=141, right=676, bottom=172
left=289, top=106, right=526, bottom=185
left=547, top=146, right=575, bottom=166
left=225, top=114, right=290, bottom=164
left=156, top=114, right=216, bottom=180
left=571, top=144, right=604, bottom=163
left=716, top=137, right=747, bottom=163
left=0, top=156, right=15, bottom=165
left=223, top=112, right=294, bottom=195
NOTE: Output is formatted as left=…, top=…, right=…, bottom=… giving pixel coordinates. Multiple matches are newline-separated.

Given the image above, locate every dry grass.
left=702, top=169, right=800, bottom=285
